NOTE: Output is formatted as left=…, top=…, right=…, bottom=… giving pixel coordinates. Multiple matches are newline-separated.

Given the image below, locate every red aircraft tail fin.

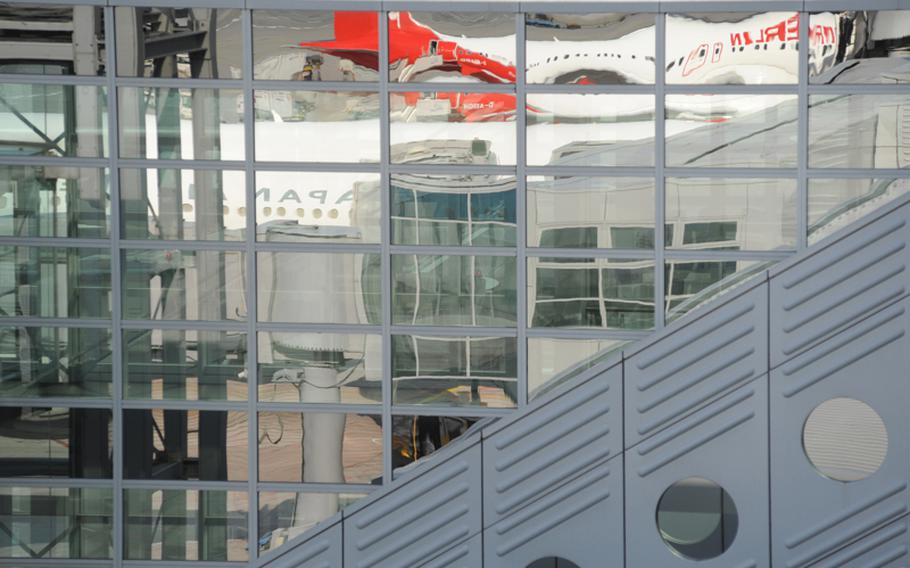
left=332, top=12, right=378, bottom=41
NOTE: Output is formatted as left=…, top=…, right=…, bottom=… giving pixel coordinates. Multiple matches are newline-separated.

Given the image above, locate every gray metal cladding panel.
left=343, top=443, right=483, bottom=568
left=626, top=378, right=770, bottom=568
left=809, top=517, right=910, bottom=568
left=416, top=533, right=483, bottom=568
left=257, top=521, right=342, bottom=568
left=482, top=364, right=622, bottom=527
left=770, top=297, right=910, bottom=568
left=770, top=204, right=910, bottom=367
left=625, top=282, right=768, bottom=449
left=483, top=457, right=623, bottom=568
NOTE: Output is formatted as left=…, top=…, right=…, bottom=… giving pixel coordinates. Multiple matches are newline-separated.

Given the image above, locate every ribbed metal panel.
left=257, top=521, right=342, bottom=568
left=483, top=363, right=622, bottom=525
left=416, top=533, right=483, bottom=568
left=343, top=441, right=483, bottom=568
left=810, top=517, right=910, bottom=568
left=770, top=205, right=910, bottom=367
left=482, top=364, right=623, bottom=567
left=625, top=281, right=768, bottom=449
left=485, top=458, right=622, bottom=567
left=626, top=379, right=770, bottom=568
left=771, top=296, right=910, bottom=568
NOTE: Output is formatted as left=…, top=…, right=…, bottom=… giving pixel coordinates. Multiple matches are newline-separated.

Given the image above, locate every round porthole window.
left=657, top=477, right=738, bottom=560
left=526, top=558, right=581, bottom=568
left=803, top=397, right=888, bottom=482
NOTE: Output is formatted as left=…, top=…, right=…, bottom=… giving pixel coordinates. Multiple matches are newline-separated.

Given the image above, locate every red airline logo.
left=729, top=14, right=836, bottom=48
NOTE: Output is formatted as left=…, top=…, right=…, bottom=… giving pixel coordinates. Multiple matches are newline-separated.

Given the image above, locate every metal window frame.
left=0, top=1, right=908, bottom=565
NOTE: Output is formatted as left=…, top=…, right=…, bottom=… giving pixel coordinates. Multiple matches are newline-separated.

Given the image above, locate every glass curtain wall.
left=0, top=2, right=907, bottom=564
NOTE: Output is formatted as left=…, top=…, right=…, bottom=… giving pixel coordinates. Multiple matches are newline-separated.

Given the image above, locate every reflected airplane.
left=296, top=11, right=516, bottom=83
left=296, top=11, right=841, bottom=121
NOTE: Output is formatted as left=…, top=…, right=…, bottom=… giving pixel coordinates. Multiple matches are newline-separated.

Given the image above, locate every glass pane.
left=391, top=254, right=517, bottom=326
left=391, top=173, right=516, bottom=246
left=121, top=249, right=245, bottom=321
left=808, top=178, right=910, bottom=244
left=256, top=172, right=380, bottom=243
left=527, top=94, right=655, bottom=167
left=124, top=489, right=247, bottom=561
left=526, top=13, right=655, bottom=85
left=120, top=169, right=246, bottom=241
left=0, top=83, right=106, bottom=158
left=392, top=414, right=478, bottom=474
left=258, top=412, right=382, bottom=484
left=0, top=408, right=111, bottom=478
left=0, top=166, right=109, bottom=238
left=253, top=11, right=378, bottom=81
left=0, top=246, right=111, bottom=319
left=254, top=90, right=379, bottom=163
left=115, top=7, right=243, bottom=78
left=392, top=335, right=517, bottom=408
left=666, top=95, right=798, bottom=168
left=666, top=13, right=799, bottom=84
left=0, top=326, right=112, bottom=398
left=809, top=11, right=910, bottom=84
left=527, top=177, right=655, bottom=248
left=258, top=491, right=368, bottom=554
left=657, top=477, right=739, bottom=560
left=257, top=252, right=380, bottom=325
left=123, top=329, right=247, bottom=401
left=258, top=332, right=381, bottom=404
left=0, top=5, right=105, bottom=76
left=665, top=259, right=770, bottom=322
left=390, top=92, right=516, bottom=165
left=528, top=338, right=628, bottom=399
left=123, top=409, right=247, bottom=481
left=666, top=177, right=798, bottom=251
left=118, top=87, right=243, bottom=160
left=0, top=487, right=112, bottom=559
left=389, top=12, right=515, bottom=83
left=529, top=257, right=655, bottom=329
left=808, top=94, right=910, bottom=169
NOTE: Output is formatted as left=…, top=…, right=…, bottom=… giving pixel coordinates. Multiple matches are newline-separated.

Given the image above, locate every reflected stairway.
left=259, top=191, right=910, bottom=568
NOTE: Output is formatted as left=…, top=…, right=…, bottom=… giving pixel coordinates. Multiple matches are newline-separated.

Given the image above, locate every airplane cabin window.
left=526, top=13, right=655, bottom=85
left=256, top=172, right=380, bottom=244
left=120, top=169, right=246, bottom=241
left=666, top=12, right=798, bottom=84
